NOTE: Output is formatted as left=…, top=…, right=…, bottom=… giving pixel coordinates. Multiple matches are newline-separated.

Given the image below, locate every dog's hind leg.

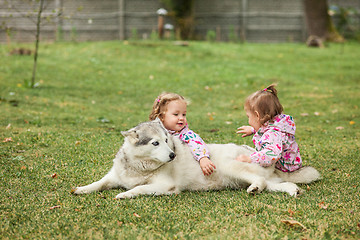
left=72, top=168, right=121, bottom=194
left=265, top=180, right=301, bottom=197
left=219, top=162, right=267, bottom=194
left=246, top=176, right=267, bottom=194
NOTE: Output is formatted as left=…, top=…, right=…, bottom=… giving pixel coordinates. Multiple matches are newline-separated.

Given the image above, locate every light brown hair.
left=149, top=92, right=189, bottom=121
left=244, top=84, right=283, bottom=125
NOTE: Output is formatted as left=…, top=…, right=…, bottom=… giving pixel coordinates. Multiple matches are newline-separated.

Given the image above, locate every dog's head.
left=121, top=119, right=176, bottom=168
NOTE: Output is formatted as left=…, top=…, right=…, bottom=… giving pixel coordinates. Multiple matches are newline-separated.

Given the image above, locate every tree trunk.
left=31, top=0, right=44, bottom=88
left=162, top=0, right=194, bottom=40
left=303, top=0, right=343, bottom=42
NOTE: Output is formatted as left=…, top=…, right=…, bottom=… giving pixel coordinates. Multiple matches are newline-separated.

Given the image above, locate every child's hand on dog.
left=236, top=155, right=252, bottom=163
left=200, top=157, right=216, bottom=176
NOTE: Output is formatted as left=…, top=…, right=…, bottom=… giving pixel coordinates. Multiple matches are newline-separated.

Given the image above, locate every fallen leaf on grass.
left=336, top=126, right=344, bottom=130
left=50, top=205, right=61, bottom=210
left=51, top=173, right=57, bottom=178
left=6, top=124, right=11, bottom=129
left=349, top=121, right=355, bottom=125
left=3, top=137, right=13, bottom=142
left=318, top=201, right=328, bottom=209
left=207, top=112, right=214, bottom=121
left=133, top=213, right=141, bottom=218
left=300, top=113, right=309, bottom=117
left=281, top=219, right=306, bottom=230
left=288, top=208, right=295, bottom=217
left=75, top=141, right=81, bottom=146
left=204, top=86, right=212, bottom=91
left=314, top=112, right=321, bottom=116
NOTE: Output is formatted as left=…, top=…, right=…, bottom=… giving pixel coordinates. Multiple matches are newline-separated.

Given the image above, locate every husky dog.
left=72, top=119, right=320, bottom=198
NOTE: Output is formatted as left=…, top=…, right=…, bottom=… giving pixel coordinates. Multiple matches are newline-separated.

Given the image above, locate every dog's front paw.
left=247, top=184, right=260, bottom=195
left=247, top=182, right=266, bottom=195
left=115, top=192, right=134, bottom=199
left=289, top=187, right=302, bottom=197
left=71, top=187, right=88, bottom=195
left=71, top=187, right=82, bottom=194
left=71, top=187, right=78, bottom=194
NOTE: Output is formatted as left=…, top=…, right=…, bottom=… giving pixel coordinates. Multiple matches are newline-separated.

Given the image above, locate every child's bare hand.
left=237, top=126, right=254, bottom=137
left=199, top=157, right=216, bottom=176
left=235, top=155, right=252, bottom=163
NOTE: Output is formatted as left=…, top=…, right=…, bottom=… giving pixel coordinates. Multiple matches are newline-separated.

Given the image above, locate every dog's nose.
left=169, top=152, right=176, bottom=160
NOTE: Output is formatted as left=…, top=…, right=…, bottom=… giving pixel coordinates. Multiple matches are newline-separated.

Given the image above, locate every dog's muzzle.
left=169, top=152, right=176, bottom=161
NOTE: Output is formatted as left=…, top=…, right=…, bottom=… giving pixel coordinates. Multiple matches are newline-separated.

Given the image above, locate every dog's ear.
left=121, top=128, right=139, bottom=144
left=154, top=117, right=166, bottom=130
left=153, top=117, right=161, bottom=124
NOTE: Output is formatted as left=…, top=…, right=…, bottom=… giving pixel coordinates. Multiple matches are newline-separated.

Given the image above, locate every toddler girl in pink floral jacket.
left=149, top=92, right=216, bottom=176
left=236, top=84, right=302, bottom=172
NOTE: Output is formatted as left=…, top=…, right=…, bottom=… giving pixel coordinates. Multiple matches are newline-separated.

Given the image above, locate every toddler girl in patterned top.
left=149, top=92, right=216, bottom=176
left=236, top=84, right=302, bottom=172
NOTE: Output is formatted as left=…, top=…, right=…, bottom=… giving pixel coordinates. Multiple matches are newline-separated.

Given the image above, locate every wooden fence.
left=0, top=0, right=359, bottom=43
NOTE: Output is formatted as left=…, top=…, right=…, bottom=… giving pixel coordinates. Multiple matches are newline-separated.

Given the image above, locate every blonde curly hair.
left=149, top=92, right=189, bottom=121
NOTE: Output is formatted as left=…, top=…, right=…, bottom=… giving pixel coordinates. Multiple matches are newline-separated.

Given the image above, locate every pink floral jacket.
left=250, top=114, right=302, bottom=172
left=170, top=124, right=210, bottom=161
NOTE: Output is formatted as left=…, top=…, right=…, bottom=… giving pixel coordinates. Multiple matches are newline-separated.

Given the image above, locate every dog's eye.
left=152, top=141, right=159, bottom=146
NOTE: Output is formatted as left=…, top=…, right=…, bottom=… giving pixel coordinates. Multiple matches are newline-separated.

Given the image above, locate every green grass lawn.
left=0, top=40, right=359, bottom=239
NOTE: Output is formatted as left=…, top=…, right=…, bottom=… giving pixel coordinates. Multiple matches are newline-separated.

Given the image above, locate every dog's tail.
left=275, top=166, right=321, bottom=184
